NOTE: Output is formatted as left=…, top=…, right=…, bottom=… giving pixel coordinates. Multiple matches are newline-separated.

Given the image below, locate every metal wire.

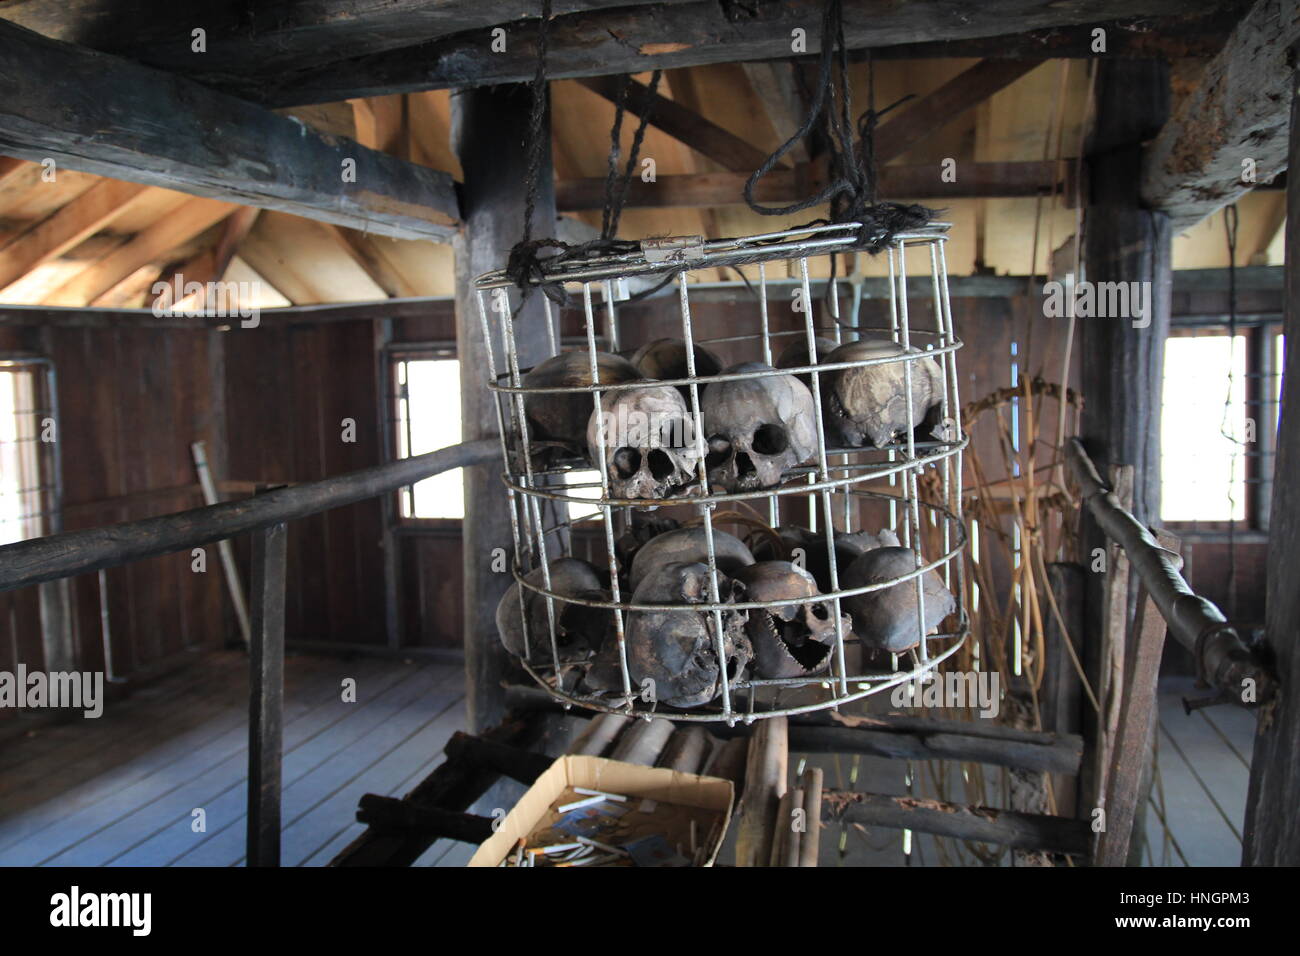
left=476, top=221, right=967, bottom=721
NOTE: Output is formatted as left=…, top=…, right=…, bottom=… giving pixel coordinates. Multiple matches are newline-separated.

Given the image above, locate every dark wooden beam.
left=578, top=75, right=773, bottom=173
left=874, top=59, right=1040, bottom=164
left=0, top=20, right=459, bottom=241
left=556, top=160, right=1076, bottom=210
left=1142, top=0, right=1300, bottom=233
left=453, top=84, right=555, bottom=734
left=249, top=1, right=1225, bottom=107
left=824, top=790, right=1092, bottom=856
left=1077, top=58, right=1172, bottom=823
left=1243, top=65, right=1300, bottom=867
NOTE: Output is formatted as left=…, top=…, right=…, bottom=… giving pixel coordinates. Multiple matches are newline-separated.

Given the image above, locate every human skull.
left=522, top=351, right=641, bottom=461
left=586, top=383, right=702, bottom=505
left=614, top=514, right=681, bottom=570
left=628, top=526, right=754, bottom=594
left=701, top=363, right=817, bottom=492
left=625, top=561, right=752, bottom=709
left=733, top=561, right=847, bottom=679
left=630, top=338, right=722, bottom=400
left=746, top=525, right=901, bottom=594
left=820, top=339, right=944, bottom=449
left=494, top=557, right=613, bottom=663
left=840, top=546, right=957, bottom=653
left=776, top=335, right=839, bottom=392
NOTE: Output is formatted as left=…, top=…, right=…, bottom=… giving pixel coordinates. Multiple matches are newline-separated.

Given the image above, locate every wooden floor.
left=0, top=655, right=1256, bottom=867
left=1141, top=676, right=1256, bottom=867
left=0, top=649, right=471, bottom=867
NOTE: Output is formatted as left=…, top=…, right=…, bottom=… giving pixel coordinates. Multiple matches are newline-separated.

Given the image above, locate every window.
left=1160, top=326, right=1285, bottom=527
left=0, top=358, right=57, bottom=545
left=393, top=356, right=464, bottom=520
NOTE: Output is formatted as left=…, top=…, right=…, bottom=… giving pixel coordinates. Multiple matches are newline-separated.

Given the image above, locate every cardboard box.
left=468, top=755, right=734, bottom=867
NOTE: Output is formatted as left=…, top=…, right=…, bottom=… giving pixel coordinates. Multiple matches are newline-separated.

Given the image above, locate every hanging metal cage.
left=476, top=221, right=968, bottom=724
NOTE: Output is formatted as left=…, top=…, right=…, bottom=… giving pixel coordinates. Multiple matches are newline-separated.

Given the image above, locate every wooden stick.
left=609, top=717, right=675, bottom=767
left=799, top=767, right=824, bottom=868
left=566, top=712, right=630, bottom=757
left=658, top=726, right=711, bottom=774
left=735, top=717, right=787, bottom=867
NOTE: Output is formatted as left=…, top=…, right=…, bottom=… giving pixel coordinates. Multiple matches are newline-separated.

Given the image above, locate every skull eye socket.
left=752, top=423, right=789, bottom=456
left=811, top=603, right=830, bottom=620
left=613, top=447, right=641, bottom=478
left=646, top=448, right=676, bottom=481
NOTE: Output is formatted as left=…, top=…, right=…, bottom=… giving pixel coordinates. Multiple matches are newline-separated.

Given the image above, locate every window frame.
left=1161, top=320, right=1282, bottom=536
left=385, top=343, right=463, bottom=530
left=0, top=353, right=61, bottom=544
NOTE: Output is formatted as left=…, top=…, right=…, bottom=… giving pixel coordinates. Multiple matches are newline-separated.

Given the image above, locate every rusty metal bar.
left=1065, top=438, right=1276, bottom=705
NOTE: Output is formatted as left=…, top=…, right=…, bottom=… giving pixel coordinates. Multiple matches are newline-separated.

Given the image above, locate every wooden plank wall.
left=222, top=320, right=388, bottom=648
left=0, top=323, right=226, bottom=738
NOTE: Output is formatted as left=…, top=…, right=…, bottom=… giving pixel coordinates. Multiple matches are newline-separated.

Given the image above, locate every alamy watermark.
left=1041, top=273, right=1152, bottom=329
left=593, top=406, right=697, bottom=450
left=0, top=665, right=103, bottom=718
left=890, top=669, right=1001, bottom=718
left=150, top=274, right=262, bottom=328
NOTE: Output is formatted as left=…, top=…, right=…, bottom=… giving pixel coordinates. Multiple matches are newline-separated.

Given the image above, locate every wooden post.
left=453, top=84, right=556, bottom=734
left=735, top=717, right=787, bottom=867
left=247, top=522, right=287, bottom=868
left=1243, top=66, right=1300, bottom=866
left=1078, top=58, right=1172, bottom=824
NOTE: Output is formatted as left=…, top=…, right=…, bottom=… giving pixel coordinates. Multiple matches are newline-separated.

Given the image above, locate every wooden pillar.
left=1242, top=69, right=1300, bottom=867
left=1077, top=60, right=1172, bottom=819
left=453, top=84, right=556, bottom=733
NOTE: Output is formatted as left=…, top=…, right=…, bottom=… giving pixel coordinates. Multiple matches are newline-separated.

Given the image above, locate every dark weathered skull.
left=586, top=383, right=702, bottom=504
left=626, top=561, right=752, bottom=709
left=746, top=525, right=901, bottom=594
left=628, top=525, right=754, bottom=594
left=630, top=337, right=722, bottom=400
left=820, top=339, right=944, bottom=449
left=522, top=351, right=641, bottom=461
left=732, top=561, right=847, bottom=679
left=840, top=546, right=957, bottom=653
left=495, top=557, right=613, bottom=663
left=614, top=514, right=681, bottom=569
left=776, top=335, right=839, bottom=392
left=702, top=363, right=817, bottom=492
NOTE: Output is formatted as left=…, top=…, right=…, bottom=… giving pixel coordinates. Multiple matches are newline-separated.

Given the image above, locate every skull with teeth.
left=625, top=561, right=752, bottom=709
left=521, top=351, right=641, bottom=462
left=628, top=526, right=755, bottom=594
left=494, top=558, right=613, bottom=664
left=732, top=561, right=847, bottom=679
left=586, top=383, right=702, bottom=505
left=840, top=546, right=957, bottom=654
left=820, top=339, right=945, bottom=449
left=702, top=363, right=817, bottom=492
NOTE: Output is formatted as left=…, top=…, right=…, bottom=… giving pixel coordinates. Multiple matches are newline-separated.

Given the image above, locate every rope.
left=506, top=1, right=665, bottom=308
left=742, top=0, right=933, bottom=254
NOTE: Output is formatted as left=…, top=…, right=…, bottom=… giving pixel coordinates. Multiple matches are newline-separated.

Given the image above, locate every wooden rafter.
left=236, top=1, right=1224, bottom=107
left=1141, top=0, right=1300, bottom=232
left=0, top=20, right=460, bottom=241
left=0, top=179, right=151, bottom=292
left=873, top=59, right=1041, bottom=164
left=152, top=207, right=261, bottom=310
left=326, top=226, right=420, bottom=299
left=740, top=62, right=809, bottom=165
left=556, top=160, right=1076, bottom=210
left=44, top=197, right=236, bottom=307
left=578, top=75, right=774, bottom=173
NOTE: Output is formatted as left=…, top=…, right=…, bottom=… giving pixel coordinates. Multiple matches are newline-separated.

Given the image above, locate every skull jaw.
left=750, top=607, right=838, bottom=679
left=708, top=449, right=791, bottom=493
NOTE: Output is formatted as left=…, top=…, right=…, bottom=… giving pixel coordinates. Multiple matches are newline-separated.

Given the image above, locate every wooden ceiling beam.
left=556, top=160, right=1076, bottom=210
left=873, top=59, right=1041, bottom=165
left=151, top=207, right=261, bottom=309
left=326, top=226, right=421, bottom=299
left=0, top=20, right=460, bottom=241
left=247, top=1, right=1225, bottom=107
left=44, top=196, right=237, bottom=306
left=741, top=62, right=809, bottom=165
left=0, top=179, right=152, bottom=292
left=578, top=75, right=774, bottom=173
left=1141, top=0, right=1300, bottom=233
